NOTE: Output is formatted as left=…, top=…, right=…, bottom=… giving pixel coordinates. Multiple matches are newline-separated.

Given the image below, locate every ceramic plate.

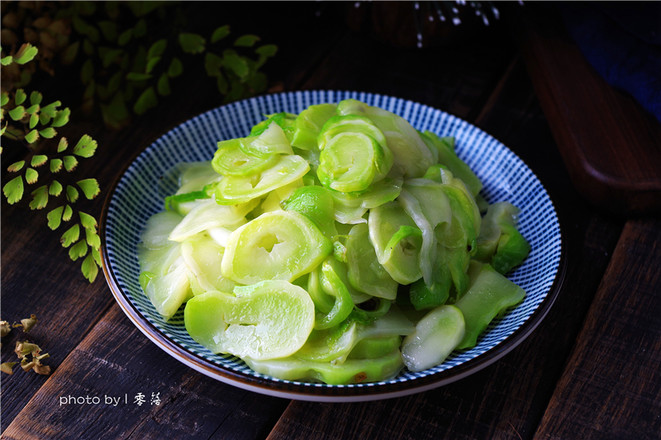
left=101, top=90, right=564, bottom=402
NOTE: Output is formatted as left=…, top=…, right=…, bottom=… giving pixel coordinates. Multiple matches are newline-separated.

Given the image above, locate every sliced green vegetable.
left=184, top=281, right=315, bottom=359
left=241, top=121, right=293, bottom=157
left=181, top=233, right=236, bottom=295
left=454, top=263, right=526, bottom=349
left=291, top=103, right=337, bottom=150
left=401, top=305, right=465, bottom=372
left=214, top=154, right=309, bottom=204
left=212, top=138, right=277, bottom=177
left=221, top=210, right=332, bottom=284
left=168, top=198, right=256, bottom=242
left=346, top=223, right=398, bottom=300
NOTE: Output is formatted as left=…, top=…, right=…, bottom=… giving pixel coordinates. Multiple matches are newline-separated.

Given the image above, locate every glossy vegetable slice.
left=346, top=223, right=398, bottom=300
left=214, top=154, right=309, bottom=205
left=221, top=210, right=332, bottom=284
left=368, top=201, right=423, bottom=285
left=181, top=234, right=236, bottom=295
left=168, top=198, right=256, bottom=242
left=141, top=255, right=192, bottom=320
left=212, top=138, right=277, bottom=177
left=244, top=346, right=403, bottom=385
left=184, top=281, right=315, bottom=360
left=475, top=201, right=530, bottom=274
left=401, top=305, right=465, bottom=372
left=241, top=121, right=293, bottom=157
left=454, top=262, right=526, bottom=349
left=317, top=132, right=385, bottom=193
left=282, top=185, right=337, bottom=238
left=291, top=103, right=337, bottom=150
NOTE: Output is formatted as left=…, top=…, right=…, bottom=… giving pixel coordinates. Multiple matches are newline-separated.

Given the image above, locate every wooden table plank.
left=535, top=219, right=661, bottom=440
left=2, top=305, right=289, bottom=440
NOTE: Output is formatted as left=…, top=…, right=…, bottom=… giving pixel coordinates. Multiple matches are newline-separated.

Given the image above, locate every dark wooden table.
left=2, top=3, right=660, bottom=439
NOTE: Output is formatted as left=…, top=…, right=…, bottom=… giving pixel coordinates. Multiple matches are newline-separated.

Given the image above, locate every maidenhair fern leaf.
left=66, top=185, right=79, bottom=203
left=31, top=155, right=48, bottom=167
left=49, top=180, right=63, bottom=196
left=61, top=224, right=80, bottom=247
left=79, top=211, right=98, bottom=229
left=25, top=168, right=38, bottom=184
left=8, top=161, right=25, bottom=172
left=68, top=240, right=88, bottom=261
left=57, top=137, right=69, bottom=152
left=81, top=253, right=99, bottom=282
left=63, top=155, right=78, bottom=172
left=47, top=206, right=64, bottom=230
left=72, top=135, right=97, bottom=158
left=29, top=185, right=48, bottom=210
left=85, top=228, right=101, bottom=249
left=50, top=158, right=63, bottom=173
left=62, top=204, right=73, bottom=221
left=3, top=176, right=24, bottom=204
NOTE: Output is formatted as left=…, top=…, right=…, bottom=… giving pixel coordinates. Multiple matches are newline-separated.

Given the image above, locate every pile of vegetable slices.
left=138, top=99, right=531, bottom=384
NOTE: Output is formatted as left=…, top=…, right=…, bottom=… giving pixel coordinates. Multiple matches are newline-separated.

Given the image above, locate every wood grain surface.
left=2, top=3, right=659, bottom=439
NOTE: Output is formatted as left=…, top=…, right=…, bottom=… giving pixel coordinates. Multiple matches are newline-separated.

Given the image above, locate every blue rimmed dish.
left=100, top=90, right=565, bottom=402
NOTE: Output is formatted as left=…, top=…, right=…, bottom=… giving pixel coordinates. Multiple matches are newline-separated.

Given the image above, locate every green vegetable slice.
left=184, top=281, right=315, bottom=360
left=168, top=198, right=257, bottom=242
left=181, top=233, right=237, bottom=295
left=454, top=262, right=526, bottom=349
left=282, top=185, right=337, bottom=238
left=212, top=138, right=277, bottom=177
left=475, top=201, right=530, bottom=274
left=241, top=121, right=293, bottom=157
left=214, top=154, right=309, bottom=205
left=244, top=346, right=403, bottom=384
left=369, top=201, right=423, bottom=285
left=139, top=211, right=183, bottom=250
left=346, top=223, right=398, bottom=300
left=221, top=210, right=332, bottom=284
left=401, top=305, right=465, bottom=372
left=420, top=132, right=483, bottom=196
left=291, top=103, right=337, bottom=150
left=317, top=132, right=384, bottom=193
left=142, top=255, right=192, bottom=320
left=250, top=112, right=296, bottom=138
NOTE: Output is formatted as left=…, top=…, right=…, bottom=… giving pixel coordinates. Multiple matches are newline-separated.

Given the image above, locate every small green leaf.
left=118, top=28, right=132, bottom=46
left=204, top=52, right=223, bottom=77
left=81, top=58, right=94, bottom=85
left=1, top=55, right=12, bottom=66
left=9, top=106, right=25, bottom=121
left=126, top=72, right=151, bottom=82
left=3, top=176, right=24, bottom=204
left=133, top=87, right=157, bottom=115
left=25, top=129, right=39, bottom=143
left=222, top=51, right=249, bottom=78
left=14, top=43, right=38, bottom=64
left=148, top=39, right=167, bottom=59
left=77, top=179, right=100, bottom=199
left=234, top=34, right=260, bottom=47
left=33, top=112, right=44, bottom=127
left=246, top=71, right=267, bottom=92
left=72, top=135, right=98, bottom=158
left=8, top=161, right=25, bottom=172
left=51, top=108, right=70, bottom=127
left=98, top=20, right=118, bottom=42
left=57, top=137, right=69, bottom=152
left=81, top=253, right=99, bottom=282
left=47, top=206, right=64, bottom=230
left=14, top=89, right=26, bottom=105
left=61, top=41, right=80, bottom=65
left=69, top=240, right=88, bottom=261
left=50, top=158, right=63, bottom=173
left=63, top=204, right=73, bottom=221
left=157, top=74, right=170, bottom=96
left=29, top=185, right=48, bottom=210
left=63, top=155, right=78, bottom=172
left=145, top=56, right=160, bottom=74
left=25, top=168, right=39, bottom=184
left=79, top=211, right=98, bottom=229
left=39, top=127, right=57, bottom=139
left=66, top=185, right=79, bottom=203
left=179, top=33, right=206, bottom=54
left=25, top=104, right=39, bottom=115
left=92, top=247, right=102, bottom=266
left=256, top=44, right=278, bottom=57
left=30, top=91, right=43, bottom=106
left=167, top=57, right=183, bottom=77
left=85, top=228, right=101, bottom=249
left=49, top=180, right=63, bottom=196
left=31, top=155, right=48, bottom=167
left=40, top=101, right=61, bottom=118
left=1, top=91, right=9, bottom=106
left=211, top=25, right=230, bottom=43
left=61, top=224, right=80, bottom=247
left=134, top=19, right=147, bottom=38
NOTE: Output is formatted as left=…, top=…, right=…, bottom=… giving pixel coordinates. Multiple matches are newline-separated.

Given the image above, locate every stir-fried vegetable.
left=137, top=99, right=531, bottom=384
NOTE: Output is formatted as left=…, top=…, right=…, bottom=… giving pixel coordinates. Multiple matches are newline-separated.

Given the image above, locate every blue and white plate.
left=101, top=90, right=564, bottom=402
